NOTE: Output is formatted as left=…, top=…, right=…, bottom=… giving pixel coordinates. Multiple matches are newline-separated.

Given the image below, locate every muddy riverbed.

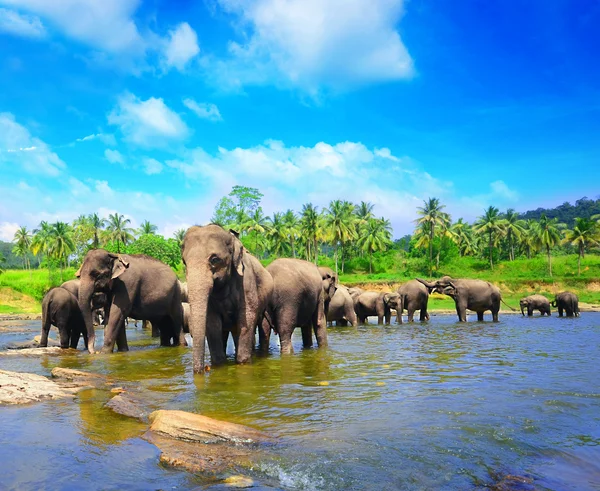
left=1, top=314, right=599, bottom=490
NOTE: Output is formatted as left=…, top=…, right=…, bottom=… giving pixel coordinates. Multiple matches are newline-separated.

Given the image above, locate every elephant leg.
left=407, top=309, right=416, bottom=322
left=456, top=302, right=467, bottom=322
left=384, top=310, right=391, bottom=325
left=301, top=325, right=313, bottom=348
left=377, top=314, right=384, bottom=325
left=477, top=311, right=484, bottom=322
left=116, top=321, right=129, bottom=351
left=338, top=319, right=348, bottom=327
left=102, top=304, right=127, bottom=353
left=206, top=311, right=226, bottom=365
left=492, top=308, right=499, bottom=322
left=159, top=319, right=173, bottom=346
left=528, top=307, right=533, bottom=316
left=312, top=299, right=328, bottom=348
left=258, top=316, right=271, bottom=353
left=558, top=307, right=564, bottom=317
left=68, top=321, right=81, bottom=349
left=419, top=309, right=428, bottom=322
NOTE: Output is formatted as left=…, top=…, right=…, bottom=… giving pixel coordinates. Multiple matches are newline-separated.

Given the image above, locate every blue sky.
left=0, top=0, right=599, bottom=240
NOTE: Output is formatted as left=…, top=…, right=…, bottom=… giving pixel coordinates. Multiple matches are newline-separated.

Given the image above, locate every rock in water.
left=50, top=367, right=107, bottom=386
left=0, top=347, right=63, bottom=357
left=105, top=394, right=147, bottom=421
left=0, top=370, right=82, bottom=405
left=148, top=409, right=272, bottom=444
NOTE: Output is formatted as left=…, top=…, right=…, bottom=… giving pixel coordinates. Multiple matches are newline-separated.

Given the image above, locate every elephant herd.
left=39, top=224, right=582, bottom=374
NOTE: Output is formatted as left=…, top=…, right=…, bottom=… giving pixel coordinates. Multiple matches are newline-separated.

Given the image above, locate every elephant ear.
left=231, top=233, right=245, bottom=276
left=75, top=264, right=83, bottom=278
left=111, top=256, right=129, bottom=280
left=383, top=293, right=398, bottom=305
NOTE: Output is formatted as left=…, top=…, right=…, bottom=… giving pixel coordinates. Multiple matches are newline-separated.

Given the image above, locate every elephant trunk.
left=187, top=264, right=213, bottom=374
left=415, top=278, right=436, bottom=290
left=397, top=295, right=404, bottom=324
left=78, top=282, right=96, bottom=353
left=520, top=303, right=525, bottom=316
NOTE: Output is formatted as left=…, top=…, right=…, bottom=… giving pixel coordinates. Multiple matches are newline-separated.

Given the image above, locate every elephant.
left=520, top=295, right=551, bottom=316
left=318, top=267, right=339, bottom=317
left=40, top=287, right=87, bottom=348
left=61, top=279, right=106, bottom=326
left=326, top=286, right=357, bottom=326
left=417, top=276, right=502, bottom=322
left=393, top=280, right=430, bottom=323
left=182, top=302, right=190, bottom=333
left=182, top=225, right=274, bottom=372
left=76, top=249, right=184, bottom=353
left=179, top=280, right=188, bottom=303
left=348, top=287, right=364, bottom=302
left=262, top=258, right=329, bottom=354
left=552, top=291, right=580, bottom=317
left=354, top=291, right=394, bottom=325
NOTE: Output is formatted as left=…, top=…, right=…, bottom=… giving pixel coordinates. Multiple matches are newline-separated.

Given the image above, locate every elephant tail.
left=500, top=298, right=517, bottom=312
left=551, top=300, right=557, bottom=308
left=263, top=310, right=277, bottom=334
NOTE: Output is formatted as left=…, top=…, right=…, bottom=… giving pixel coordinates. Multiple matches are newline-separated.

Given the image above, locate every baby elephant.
left=519, top=295, right=551, bottom=316
left=40, top=287, right=87, bottom=349
left=552, top=291, right=580, bottom=317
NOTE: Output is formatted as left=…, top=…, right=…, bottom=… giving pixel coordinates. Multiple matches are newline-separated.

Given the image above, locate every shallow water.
left=1, top=313, right=600, bottom=490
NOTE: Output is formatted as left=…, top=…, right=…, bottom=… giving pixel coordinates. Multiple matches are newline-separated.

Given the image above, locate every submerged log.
left=148, top=409, right=272, bottom=444
left=0, top=369, right=83, bottom=405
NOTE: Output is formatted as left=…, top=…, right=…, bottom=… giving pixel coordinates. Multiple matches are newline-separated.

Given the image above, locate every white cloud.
left=183, top=99, right=223, bottom=122
left=0, top=7, right=45, bottom=38
left=94, top=180, right=114, bottom=196
left=0, top=112, right=66, bottom=176
left=162, top=22, right=200, bottom=71
left=0, top=221, right=19, bottom=241
left=212, top=0, right=414, bottom=94
left=0, top=0, right=145, bottom=54
left=143, top=157, right=163, bottom=175
left=490, top=180, right=518, bottom=201
left=75, top=133, right=116, bottom=146
left=68, top=177, right=91, bottom=196
left=108, top=93, right=190, bottom=149
left=104, top=148, right=124, bottom=164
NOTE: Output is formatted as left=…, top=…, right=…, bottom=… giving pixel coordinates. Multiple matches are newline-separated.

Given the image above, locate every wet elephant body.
left=417, top=276, right=502, bottom=322
left=326, top=286, right=357, bottom=326
left=182, top=225, right=273, bottom=372
left=354, top=291, right=393, bottom=325
left=40, top=287, right=86, bottom=349
left=520, top=295, right=551, bottom=316
left=77, top=250, right=184, bottom=353
left=552, top=291, right=580, bottom=317
left=264, top=258, right=328, bottom=354
left=395, top=280, right=430, bottom=323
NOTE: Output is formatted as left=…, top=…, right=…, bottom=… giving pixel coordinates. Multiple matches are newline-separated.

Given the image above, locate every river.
left=0, top=313, right=599, bottom=490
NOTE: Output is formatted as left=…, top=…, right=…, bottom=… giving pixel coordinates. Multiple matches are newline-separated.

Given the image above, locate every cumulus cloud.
left=75, top=133, right=116, bottom=146
left=0, top=112, right=66, bottom=176
left=108, top=93, right=190, bottom=149
left=162, top=22, right=200, bottom=71
left=212, top=0, right=414, bottom=94
left=104, top=148, right=124, bottom=164
left=0, top=7, right=45, bottom=38
left=143, top=157, right=163, bottom=175
left=183, top=99, right=222, bottom=122
left=0, top=221, right=19, bottom=241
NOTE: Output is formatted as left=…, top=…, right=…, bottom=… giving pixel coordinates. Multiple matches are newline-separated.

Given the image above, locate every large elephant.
left=417, top=276, right=502, bottom=322
left=394, top=280, right=430, bottom=323
left=182, top=225, right=273, bottom=372
left=520, top=295, right=551, bottom=316
left=263, top=258, right=329, bottom=354
left=40, top=287, right=86, bottom=349
left=318, top=267, right=339, bottom=317
left=354, top=291, right=394, bottom=325
left=76, top=249, right=184, bottom=353
left=179, top=281, right=188, bottom=303
left=552, top=291, right=580, bottom=317
left=326, top=286, right=357, bottom=326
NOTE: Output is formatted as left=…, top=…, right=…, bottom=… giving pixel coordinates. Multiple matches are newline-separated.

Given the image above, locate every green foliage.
left=520, top=197, right=600, bottom=228
left=0, top=268, right=77, bottom=302
left=126, top=234, right=181, bottom=268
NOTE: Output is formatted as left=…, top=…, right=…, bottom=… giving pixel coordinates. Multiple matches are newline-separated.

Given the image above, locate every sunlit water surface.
left=1, top=313, right=599, bottom=490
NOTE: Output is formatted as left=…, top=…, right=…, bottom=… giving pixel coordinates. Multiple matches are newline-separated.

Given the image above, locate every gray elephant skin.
left=354, top=291, right=393, bottom=324
left=552, top=291, right=580, bottom=317
left=179, top=280, right=188, bottom=303
left=417, top=276, right=502, bottom=322
left=326, top=286, right=357, bottom=326
left=40, top=287, right=87, bottom=349
left=182, top=225, right=273, bottom=373
left=263, top=258, right=330, bottom=354
left=520, top=295, right=551, bottom=316
left=76, top=249, right=184, bottom=354
left=394, top=280, right=430, bottom=323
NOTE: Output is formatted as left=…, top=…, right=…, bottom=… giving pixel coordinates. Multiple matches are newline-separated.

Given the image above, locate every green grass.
left=0, top=268, right=77, bottom=303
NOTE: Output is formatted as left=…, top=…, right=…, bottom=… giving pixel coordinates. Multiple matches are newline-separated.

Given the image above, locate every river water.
left=1, top=314, right=599, bottom=490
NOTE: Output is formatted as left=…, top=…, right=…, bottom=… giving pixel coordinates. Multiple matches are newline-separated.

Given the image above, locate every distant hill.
left=519, top=197, right=600, bottom=228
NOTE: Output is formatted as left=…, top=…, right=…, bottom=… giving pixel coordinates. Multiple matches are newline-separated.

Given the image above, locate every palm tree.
left=105, top=213, right=135, bottom=253
left=242, top=208, right=269, bottom=255
left=503, top=209, right=525, bottom=261
left=473, top=206, right=505, bottom=270
left=138, top=220, right=158, bottom=236
left=89, top=213, right=106, bottom=248
left=300, top=203, right=320, bottom=264
left=356, top=217, right=392, bottom=273
left=561, top=218, right=600, bottom=275
left=520, top=220, right=538, bottom=259
left=13, top=226, right=32, bottom=270
left=451, top=218, right=476, bottom=257
left=0, top=251, right=5, bottom=274
left=31, top=221, right=53, bottom=268
left=325, top=200, right=356, bottom=274
left=415, top=198, right=450, bottom=275
left=266, top=212, right=289, bottom=257
left=174, top=228, right=187, bottom=248
left=282, top=210, right=300, bottom=258
left=49, top=221, right=75, bottom=280
left=534, top=214, right=563, bottom=277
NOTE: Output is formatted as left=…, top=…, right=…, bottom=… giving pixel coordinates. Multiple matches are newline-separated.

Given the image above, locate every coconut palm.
left=105, top=213, right=135, bottom=253
left=325, top=200, right=356, bottom=274
left=502, top=209, right=525, bottom=261
left=451, top=218, right=476, bottom=257
left=173, top=228, right=187, bottom=248
left=356, top=217, right=393, bottom=273
left=299, top=203, right=320, bottom=264
left=12, top=226, right=32, bottom=270
left=415, top=198, right=450, bottom=275
left=266, top=212, right=289, bottom=257
left=473, top=206, right=506, bottom=270
left=534, top=214, right=564, bottom=277
left=282, top=210, right=300, bottom=258
left=88, top=213, right=106, bottom=248
left=242, top=207, right=269, bottom=255
left=561, top=218, right=600, bottom=275
left=138, top=220, right=158, bottom=236
left=49, top=221, right=75, bottom=280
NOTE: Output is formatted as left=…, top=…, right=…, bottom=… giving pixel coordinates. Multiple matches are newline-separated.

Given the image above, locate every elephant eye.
left=209, top=255, right=222, bottom=266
